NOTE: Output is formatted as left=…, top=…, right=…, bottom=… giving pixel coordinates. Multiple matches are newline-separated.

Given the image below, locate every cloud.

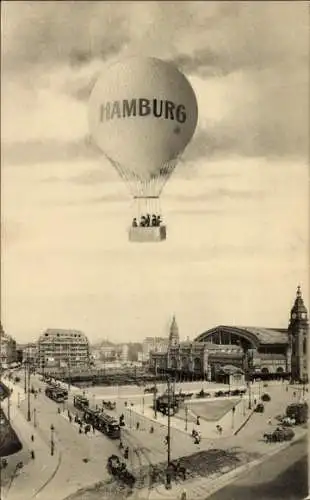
left=1, top=1, right=308, bottom=162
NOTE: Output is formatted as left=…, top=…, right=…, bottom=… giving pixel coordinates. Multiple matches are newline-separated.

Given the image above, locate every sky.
left=1, top=1, right=309, bottom=344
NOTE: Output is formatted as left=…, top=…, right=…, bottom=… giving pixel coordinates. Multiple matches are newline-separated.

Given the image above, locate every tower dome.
left=290, top=286, right=308, bottom=319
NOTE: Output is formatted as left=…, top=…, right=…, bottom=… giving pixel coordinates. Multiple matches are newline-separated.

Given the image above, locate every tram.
left=73, top=394, right=89, bottom=410
left=82, top=407, right=120, bottom=439
left=45, top=385, right=66, bottom=403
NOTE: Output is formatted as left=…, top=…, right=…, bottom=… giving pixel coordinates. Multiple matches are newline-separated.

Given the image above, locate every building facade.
left=149, top=287, right=308, bottom=382
left=38, top=329, right=90, bottom=370
left=142, top=336, right=170, bottom=362
left=18, top=343, right=38, bottom=365
left=0, top=324, right=17, bottom=367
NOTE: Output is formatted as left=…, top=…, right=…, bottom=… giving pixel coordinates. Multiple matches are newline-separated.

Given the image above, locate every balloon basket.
left=128, top=226, right=166, bottom=242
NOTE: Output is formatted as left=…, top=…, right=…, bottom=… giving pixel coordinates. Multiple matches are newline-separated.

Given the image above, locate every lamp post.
left=24, top=359, right=27, bottom=394
left=67, top=346, right=71, bottom=393
left=27, top=364, right=31, bottom=422
left=50, top=424, right=55, bottom=456
left=153, top=363, right=158, bottom=419
left=129, top=406, right=132, bottom=429
left=247, top=381, right=252, bottom=410
left=166, top=376, right=172, bottom=490
left=142, top=389, right=145, bottom=415
left=7, top=393, right=11, bottom=422
left=185, top=405, right=188, bottom=431
left=232, top=406, right=236, bottom=429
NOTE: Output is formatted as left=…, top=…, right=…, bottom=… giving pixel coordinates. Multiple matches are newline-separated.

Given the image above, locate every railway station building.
left=149, top=287, right=308, bottom=383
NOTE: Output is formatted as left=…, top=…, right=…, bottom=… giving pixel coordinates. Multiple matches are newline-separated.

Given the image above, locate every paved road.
left=5, top=373, right=306, bottom=500
left=207, top=436, right=308, bottom=500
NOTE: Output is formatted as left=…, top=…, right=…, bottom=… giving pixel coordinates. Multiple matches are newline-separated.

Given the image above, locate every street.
left=2, top=372, right=308, bottom=500
left=207, top=436, right=308, bottom=500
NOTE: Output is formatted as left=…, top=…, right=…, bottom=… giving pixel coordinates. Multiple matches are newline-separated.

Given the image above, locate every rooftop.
left=195, top=325, right=289, bottom=346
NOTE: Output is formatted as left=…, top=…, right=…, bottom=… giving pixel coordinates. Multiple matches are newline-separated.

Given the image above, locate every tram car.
left=82, top=407, right=121, bottom=439
left=73, top=394, right=89, bottom=410
left=45, top=385, right=66, bottom=403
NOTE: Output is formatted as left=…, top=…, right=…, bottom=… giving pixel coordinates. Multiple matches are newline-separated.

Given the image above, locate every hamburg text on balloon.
left=99, top=98, right=187, bottom=124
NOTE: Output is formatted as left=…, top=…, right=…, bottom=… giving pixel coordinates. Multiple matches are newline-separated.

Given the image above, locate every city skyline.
left=2, top=2, right=309, bottom=343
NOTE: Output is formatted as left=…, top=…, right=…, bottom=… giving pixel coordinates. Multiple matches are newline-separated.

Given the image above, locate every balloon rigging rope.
left=103, top=154, right=181, bottom=217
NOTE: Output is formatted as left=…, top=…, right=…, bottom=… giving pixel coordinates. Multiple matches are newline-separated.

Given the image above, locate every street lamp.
left=232, top=406, right=236, bottom=429
left=153, top=364, right=158, bottom=419
left=50, top=424, right=55, bottom=456
left=166, top=376, right=172, bottom=490
left=24, top=359, right=27, bottom=394
left=27, top=363, right=31, bottom=422
left=247, top=381, right=252, bottom=410
left=185, top=405, right=188, bottom=431
left=142, top=384, right=145, bottom=415
left=7, top=393, right=11, bottom=422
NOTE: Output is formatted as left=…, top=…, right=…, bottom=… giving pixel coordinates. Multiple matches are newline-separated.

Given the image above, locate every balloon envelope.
left=88, top=57, right=198, bottom=184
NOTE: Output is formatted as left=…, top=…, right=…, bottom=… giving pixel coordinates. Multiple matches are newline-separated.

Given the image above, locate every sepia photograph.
left=1, top=2, right=309, bottom=500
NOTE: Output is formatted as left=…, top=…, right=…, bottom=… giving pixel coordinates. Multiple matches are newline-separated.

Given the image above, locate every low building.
left=0, top=324, right=17, bottom=367
left=38, top=328, right=90, bottom=370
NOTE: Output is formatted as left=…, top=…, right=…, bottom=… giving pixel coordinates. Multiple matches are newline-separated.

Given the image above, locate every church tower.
left=169, top=315, right=180, bottom=347
left=289, top=286, right=308, bottom=381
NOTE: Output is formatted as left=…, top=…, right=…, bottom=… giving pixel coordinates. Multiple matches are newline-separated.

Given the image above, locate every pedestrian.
left=124, top=447, right=129, bottom=459
left=31, top=434, right=34, bottom=442
left=268, top=417, right=272, bottom=425
left=150, top=426, right=154, bottom=434
left=30, top=450, right=35, bottom=460
left=180, top=488, right=187, bottom=500
left=196, top=416, right=200, bottom=426
left=136, top=421, right=140, bottom=430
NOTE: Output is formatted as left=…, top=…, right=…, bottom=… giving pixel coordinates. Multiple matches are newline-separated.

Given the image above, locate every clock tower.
left=289, top=286, right=308, bottom=381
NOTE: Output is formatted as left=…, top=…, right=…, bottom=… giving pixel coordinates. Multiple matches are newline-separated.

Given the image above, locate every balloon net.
left=104, top=153, right=179, bottom=199
left=105, top=153, right=179, bottom=227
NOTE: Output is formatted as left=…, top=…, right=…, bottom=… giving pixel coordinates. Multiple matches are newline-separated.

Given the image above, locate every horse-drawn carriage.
left=102, top=400, right=116, bottom=411
left=107, top=454, right=136, bottom=488
left=263, top=427, right=294, bottom=443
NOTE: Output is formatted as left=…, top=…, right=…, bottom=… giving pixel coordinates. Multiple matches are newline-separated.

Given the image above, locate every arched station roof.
left=195, top=325, right=289, bottom=348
